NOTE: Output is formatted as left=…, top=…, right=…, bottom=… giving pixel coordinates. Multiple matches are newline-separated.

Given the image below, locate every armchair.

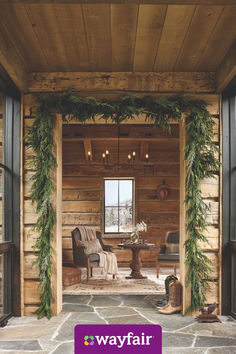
left=71, top=227, right=114, bottom=281
left=156, top=230, right=179, bottom=278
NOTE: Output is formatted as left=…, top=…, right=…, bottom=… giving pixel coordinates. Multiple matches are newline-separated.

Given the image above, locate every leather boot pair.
left=158, top=280, right=182, bottom=314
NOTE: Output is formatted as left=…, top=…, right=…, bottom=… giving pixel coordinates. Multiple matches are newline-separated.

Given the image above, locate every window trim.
left=102, top=177, right=135, bottom=236
left=0, top=94, right=21, bottom=324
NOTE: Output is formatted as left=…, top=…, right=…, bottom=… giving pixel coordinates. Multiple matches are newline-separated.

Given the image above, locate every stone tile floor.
left=0, top=295, right=236, bottom=353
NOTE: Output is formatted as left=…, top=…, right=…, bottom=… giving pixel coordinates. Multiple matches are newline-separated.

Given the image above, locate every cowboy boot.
left=156, top=275, right=178, bottom=307
left=165, top=275, right=178, bottom=294
left=156, top=279, right=177, bottom=309
left=158, top=280, right=182, bottom=314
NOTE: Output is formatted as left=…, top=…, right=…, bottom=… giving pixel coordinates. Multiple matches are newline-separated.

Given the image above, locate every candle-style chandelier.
left=86, top=149, right=149, bottom=165
left=87, top=126, right=149, bottom=169
left=86, top=126, right=149, bottom=169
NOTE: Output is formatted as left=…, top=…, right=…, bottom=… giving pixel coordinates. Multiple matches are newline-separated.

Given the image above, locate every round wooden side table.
left=118, top=243, right=155, bottom=279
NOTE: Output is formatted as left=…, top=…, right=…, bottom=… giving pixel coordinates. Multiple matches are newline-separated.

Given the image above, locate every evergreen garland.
left=26, top=91, right=219, bottom=319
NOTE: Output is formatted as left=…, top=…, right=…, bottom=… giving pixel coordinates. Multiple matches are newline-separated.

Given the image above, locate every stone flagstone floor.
left=0, top=295, right=236, bottom=353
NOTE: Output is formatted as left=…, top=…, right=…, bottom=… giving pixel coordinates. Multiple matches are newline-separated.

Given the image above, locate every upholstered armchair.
left=156, top=230, right=180, bottom=278
left=71, top=227, right=114, bottom=281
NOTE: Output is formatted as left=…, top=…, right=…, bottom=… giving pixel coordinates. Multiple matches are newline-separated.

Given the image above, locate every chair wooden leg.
left=156, top=264, right=160, bottom=278
left=113, top=274, right=115, bottom=279
left=90, top=267, right=93, bottom=277
left=174, top=266, right=176, bottom=276
left=87, top=267, right=89, bottom=282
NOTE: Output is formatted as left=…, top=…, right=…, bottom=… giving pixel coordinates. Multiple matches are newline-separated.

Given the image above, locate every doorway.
left=61, top=123, right=180, bottom=295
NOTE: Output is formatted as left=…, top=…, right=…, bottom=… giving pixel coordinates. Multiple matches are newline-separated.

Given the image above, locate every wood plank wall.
left=22, top=93, right=221, bottom=314
left=62, top=124, right=180, bottom=268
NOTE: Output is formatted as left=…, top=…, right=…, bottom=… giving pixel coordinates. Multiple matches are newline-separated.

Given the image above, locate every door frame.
left=222, top=79, right=236, bottom=318
left=0, top=64, right=21, bottom=325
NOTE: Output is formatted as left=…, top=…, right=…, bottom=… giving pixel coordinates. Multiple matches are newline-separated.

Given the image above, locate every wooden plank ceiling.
left=0, top=3, right=235, bottom=73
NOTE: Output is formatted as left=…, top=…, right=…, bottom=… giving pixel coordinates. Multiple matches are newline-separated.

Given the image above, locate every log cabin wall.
left=62, top=124, right=180, bottom=268
left=22, top=92, right=221, bottom=315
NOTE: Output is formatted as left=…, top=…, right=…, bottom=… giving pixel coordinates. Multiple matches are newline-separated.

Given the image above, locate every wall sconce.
left=132, top=151, right=136, bottom=162
left=128, top=154, right=131, bottom=163
left=106, top=150, right=109, bottom=162
left=145, top=153, right=149, bottom=163
left=88, top=151, right=91, bottom=161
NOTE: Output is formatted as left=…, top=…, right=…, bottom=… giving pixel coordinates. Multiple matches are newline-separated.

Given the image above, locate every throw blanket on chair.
left=78, top=227, right=118, bottom=276
left=78, top=226, right=97, bottom=241
left=98, top=251, right=118, bottom=276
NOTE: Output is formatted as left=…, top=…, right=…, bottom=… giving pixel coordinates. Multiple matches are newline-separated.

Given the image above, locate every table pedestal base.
left=126, top=247, right=146, bottom=279
left=125, top=275, right=147, bottom=279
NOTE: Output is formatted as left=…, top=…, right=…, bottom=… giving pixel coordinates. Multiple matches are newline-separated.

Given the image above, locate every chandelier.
left=86, top=127, right=149, bottom=168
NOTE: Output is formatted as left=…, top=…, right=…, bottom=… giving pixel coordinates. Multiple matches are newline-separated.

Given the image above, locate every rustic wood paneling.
left=62, top=213, right=101, bottom=226
left=137, top=176, right=179, bottom=189
left=197, top=6, right=236, bottom=71
left=0, top=3, right=235, bottom=81
left=111, top=4, right=138, bottom=71
left=199, top=227, right=219, bottom=251
left=175, top=5, right=224, bottom=71
left=23, top=226, right=39, bottom=252
left=24, top=200, right=38, bottom=224
left=24, top=280, right=41, bottom=305
left=153, top=5, right=195, bottom=71
left=137, top=189, right=179, bottom=201
left=133, top=5, right=167, bottom=71
left=22, top=93, right=220, bottom=117
left=83, top=5, right=111, bottom=71
left=62, top=201, right=100, bottom=213
left=62, top=190, right=101, bottom=201
left=28, top=72, right=216, bottom=93
left=62, top=164, right=180, bottom=177
left=201, top=176, right=219, bottom=198
left=0, top=16, right=28, bottom=92
left=24, top=254, right=39, bottom=279
left=25, top=4, right=71, bottom=71
left=204, top=281, right=219, bottom=304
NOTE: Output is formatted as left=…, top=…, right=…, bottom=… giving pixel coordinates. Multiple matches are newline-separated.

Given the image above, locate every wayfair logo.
left=85, top=332, right=153, bottom=348
left=75, top=324, right=162, bottom=354
left=84, top=335, right=95, bottom=346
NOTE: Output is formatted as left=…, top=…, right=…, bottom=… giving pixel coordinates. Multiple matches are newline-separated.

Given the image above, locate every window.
left=104, top=179, right=134, bottom=233
left=0, top=91, right=21, bottom=324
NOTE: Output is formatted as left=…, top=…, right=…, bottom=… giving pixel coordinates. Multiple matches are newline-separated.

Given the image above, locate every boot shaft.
left=169, top=280, right=182, bottom=307
left=164, top=275, right=178, bottom=294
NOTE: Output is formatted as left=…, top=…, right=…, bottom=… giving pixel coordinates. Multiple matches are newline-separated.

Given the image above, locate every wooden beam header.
left=0, top=0, right=235, bottom=5
left=0, top=22, right=28, bottom=92
left=28, top=72, right=215, bottom=93
left=216, top=42, right=236, bottom=92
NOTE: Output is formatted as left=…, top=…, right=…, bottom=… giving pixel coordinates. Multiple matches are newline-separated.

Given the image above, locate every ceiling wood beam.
left=28, top=72, right=215, bottom=93
left=83, top=138, right=92, bottom=161
left=0, top=21, right=28, bottom=92
left=0, top=1, right=235, bottom=5
left=63, top=137, right=179, bottom=142
left=216, top=42, right=236, bottom=92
